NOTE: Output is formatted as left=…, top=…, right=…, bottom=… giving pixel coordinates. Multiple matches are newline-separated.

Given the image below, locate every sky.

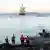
left=0, top=0, right=50, bottom=12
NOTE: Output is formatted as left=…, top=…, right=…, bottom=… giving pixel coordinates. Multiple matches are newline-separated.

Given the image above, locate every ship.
left=19, top=4, right=25, bottom=15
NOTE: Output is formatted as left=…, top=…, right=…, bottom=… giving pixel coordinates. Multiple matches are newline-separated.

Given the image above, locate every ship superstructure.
left=19, top=4, right=25, bottom=15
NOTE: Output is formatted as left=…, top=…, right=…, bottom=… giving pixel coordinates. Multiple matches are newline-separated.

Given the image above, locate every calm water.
left=0, top=15, right=50, bottom=44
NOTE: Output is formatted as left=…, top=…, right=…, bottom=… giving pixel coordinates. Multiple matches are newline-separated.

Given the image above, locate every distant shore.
left=0, top=12, right=50, bottom=15
left=0, top=12, right=50, bottom=17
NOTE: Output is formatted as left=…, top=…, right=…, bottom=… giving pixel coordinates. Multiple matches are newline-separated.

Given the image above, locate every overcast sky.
left=0, top=0, right=50, bottom=12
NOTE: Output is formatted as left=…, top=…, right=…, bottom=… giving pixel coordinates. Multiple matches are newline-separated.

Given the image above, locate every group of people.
left=5, top=34, right=15, bottom=44
left=5, top=34, right=30, bottom=45
left=20, top=35, right=30, bottom=45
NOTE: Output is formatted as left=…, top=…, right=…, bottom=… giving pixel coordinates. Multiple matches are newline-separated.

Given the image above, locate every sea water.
left=0, top=14, right=50, bottom=44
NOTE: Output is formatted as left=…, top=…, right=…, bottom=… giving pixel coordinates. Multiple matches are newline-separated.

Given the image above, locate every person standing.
left=11, top=34, right=15, bottom=44
left=20, top=35, right=25, bottom=45
left=26, top=36, right=29, bottom=45
left=4, top=36, right=10, bottom=50
left=5, top=36, right=9, bottom=44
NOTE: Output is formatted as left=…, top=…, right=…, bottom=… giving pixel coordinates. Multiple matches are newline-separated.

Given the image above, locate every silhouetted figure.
left=11, top=34, right=15, bottom=44
left=26, top=36, right=29, bottom=45
left=20, top=35, right=25, bottom=45
left=39, top=29, right=49, bottom=37
left=42, top=29, right=49, bottom=37
left=42, top=29, right=46, bottom=36
left=4, top=36, right=10, bottom=50
left=5, top=36, right=9, bottom=44
left=39, top=29, right=46, bottom=37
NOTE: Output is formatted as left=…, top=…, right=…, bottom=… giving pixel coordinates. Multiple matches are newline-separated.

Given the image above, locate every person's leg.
left=12, top=40, right=13, bottom=44
left=12, top=40, right=15, bottom=44
left=23, top=40, right=24, bottom=44
left=21, top=40, right=24, bottom=45
left=21, top=40, right=22, bottom=45
left=27, top=41, right=29, bottom=44
left=13, top=40, right=15, bottom=44
left=22, top=40, right=24, bottom=45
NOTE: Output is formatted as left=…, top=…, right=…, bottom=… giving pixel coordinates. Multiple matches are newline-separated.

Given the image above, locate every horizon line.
left=0, top=12, right=50, bottom=13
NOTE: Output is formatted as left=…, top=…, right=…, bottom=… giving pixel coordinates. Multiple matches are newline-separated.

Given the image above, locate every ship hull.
left=19, top=13, right=25, bottom=15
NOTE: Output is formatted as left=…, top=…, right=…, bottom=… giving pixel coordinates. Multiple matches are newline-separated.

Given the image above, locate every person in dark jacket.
left=5, top=36, right=9, bottom=44
left=11, top=34, right=15, bottom=44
